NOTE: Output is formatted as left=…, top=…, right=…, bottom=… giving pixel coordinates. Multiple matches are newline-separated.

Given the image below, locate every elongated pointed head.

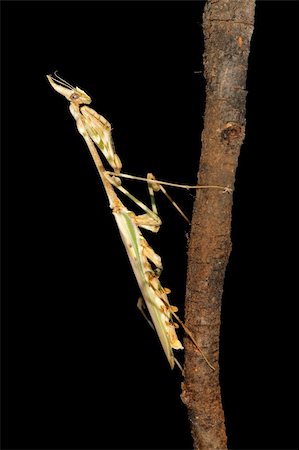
left=47, top=73, right=91, bottom=105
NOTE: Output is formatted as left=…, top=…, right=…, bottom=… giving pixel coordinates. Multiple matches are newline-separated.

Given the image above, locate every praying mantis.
left=47, top=73, right=231, bottom=370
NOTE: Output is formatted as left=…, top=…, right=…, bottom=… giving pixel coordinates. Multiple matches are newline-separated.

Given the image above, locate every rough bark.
left=181, top=1, right=255, bottom=449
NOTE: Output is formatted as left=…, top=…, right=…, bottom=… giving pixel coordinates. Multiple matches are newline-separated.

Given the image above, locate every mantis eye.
left=70, top=93, right=79, bottom=100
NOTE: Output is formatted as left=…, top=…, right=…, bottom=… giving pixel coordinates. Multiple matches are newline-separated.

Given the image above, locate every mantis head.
left=47, top=72, right=92, bottom=105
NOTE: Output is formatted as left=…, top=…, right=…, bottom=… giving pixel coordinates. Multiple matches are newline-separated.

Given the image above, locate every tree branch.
left=181, top=1, right=255, bottom=449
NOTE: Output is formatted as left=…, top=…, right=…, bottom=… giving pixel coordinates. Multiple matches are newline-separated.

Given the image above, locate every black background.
left=1, top=1, right=297, bottom=449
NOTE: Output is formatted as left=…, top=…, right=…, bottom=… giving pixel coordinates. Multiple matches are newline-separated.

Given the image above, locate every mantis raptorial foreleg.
left=80, top=106, right=122, bottom=173
left=47, top=73, right=229, bottom=370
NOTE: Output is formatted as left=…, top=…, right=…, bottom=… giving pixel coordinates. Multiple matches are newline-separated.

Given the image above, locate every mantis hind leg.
left=137, top=297, right=155, bottom=330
